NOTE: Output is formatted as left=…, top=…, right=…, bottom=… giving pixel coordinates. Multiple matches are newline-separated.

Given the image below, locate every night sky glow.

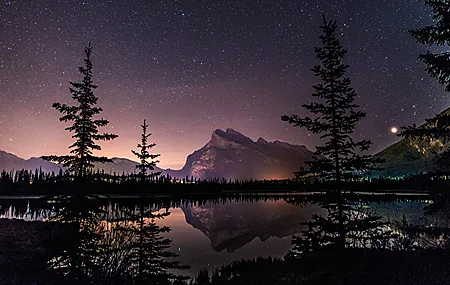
left=0, top=0, right=447, bottom=169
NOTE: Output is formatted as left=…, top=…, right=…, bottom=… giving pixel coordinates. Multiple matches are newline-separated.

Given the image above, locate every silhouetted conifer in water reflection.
left=46, top=195, right=106, bottom=283
left=44, top=195, right=188, bottom=284
left=112, top=200, right=188, bottom=284
left=93, top=120, right=188, bottom=284
left=2, top=194, right=448, bottom=284
left=41, top=42, right=118, bottom=178
left=287, top=193, right=396, bottom=257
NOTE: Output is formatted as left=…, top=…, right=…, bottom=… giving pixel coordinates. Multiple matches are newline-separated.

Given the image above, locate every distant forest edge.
left=0, top=166, right=448, bottom=195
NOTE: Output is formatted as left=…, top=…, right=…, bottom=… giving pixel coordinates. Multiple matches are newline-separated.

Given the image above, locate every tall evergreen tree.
left=282, top=17, right=386, bottom=252
left=401, top=0, right=450, bottom=168
left=42, top=43, right=118, bottom=177
left=131, top=119, right=161, bottom=182
left=282, top=17, right=382, bottom=183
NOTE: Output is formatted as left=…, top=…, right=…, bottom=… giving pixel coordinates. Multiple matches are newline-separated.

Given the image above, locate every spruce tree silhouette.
left=282, top=17, right=386, bottom=252
left=42, top=43, right=118, bottom=178
left=282, top=16, right=382, bottom=183
left=400, top=1, right=450, bottom=169
left=131, top=119, right=161, bottom=183
left=114, top=203, right=188, bottom=284
left=410, top=1, right=450, bottom=93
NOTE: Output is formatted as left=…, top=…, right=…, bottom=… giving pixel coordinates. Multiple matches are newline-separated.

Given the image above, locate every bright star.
left=390, top=127, right=398, bottom=134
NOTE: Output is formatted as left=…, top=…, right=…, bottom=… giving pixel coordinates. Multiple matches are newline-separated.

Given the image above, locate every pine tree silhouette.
left=131, top=119, right=161, bottom=182
left=282, top=16, right=382, bottom=183
left=410, top=0, right=450, bottom=93
left=400, top=0, right=450, bottom=169
left=283, top=17, right=387, bottom=252
left=42, top=43, right=118, bottom=178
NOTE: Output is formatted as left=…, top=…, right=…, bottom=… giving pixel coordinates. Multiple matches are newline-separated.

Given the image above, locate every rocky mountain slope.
left=374, top=139, right=437, bottom=177
left=172, top=128, right=314, bottom=180
left=375, top=108, right=450, bottom=177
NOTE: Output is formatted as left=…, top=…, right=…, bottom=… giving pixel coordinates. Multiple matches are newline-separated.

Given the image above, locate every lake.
left=0, top=193, right=444, bottom=282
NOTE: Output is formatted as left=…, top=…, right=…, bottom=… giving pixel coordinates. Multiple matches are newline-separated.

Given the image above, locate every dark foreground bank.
left=1, top=218, right=449, bottom=285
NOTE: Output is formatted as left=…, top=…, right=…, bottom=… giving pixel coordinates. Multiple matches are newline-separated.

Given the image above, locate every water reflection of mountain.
left=182, top=201, right=322, bottom=252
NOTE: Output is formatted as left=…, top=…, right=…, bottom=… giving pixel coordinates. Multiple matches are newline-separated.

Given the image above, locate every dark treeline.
left=189, top=250, right=450, bottom=285
left=2, top=167, right=450, bottom=195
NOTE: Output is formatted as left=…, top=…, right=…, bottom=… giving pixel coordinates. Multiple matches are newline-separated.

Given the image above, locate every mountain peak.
left=0, top=150, right=62, bottom=173
left=225, top=128, right=254, bottom=143
left=181, top=128, right=315, bottom=179
left=256, top=137, right=268, bottom=144
left=213, top=128, right=226, bottom=136
left=211, top=128, right=254, bottom=146
left=225, top=128, right=242, bottom=135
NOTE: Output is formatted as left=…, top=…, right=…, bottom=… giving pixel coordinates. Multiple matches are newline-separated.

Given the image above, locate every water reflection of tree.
left=46, top=195, right=106, bottom=283
left=287, top=193, right=394, bottom=257
left=112, top=200, right=188, bottom=284
left=46, top=195, right=187, bottom=284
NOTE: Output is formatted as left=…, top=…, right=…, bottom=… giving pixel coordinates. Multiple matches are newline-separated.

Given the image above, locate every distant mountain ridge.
left=0, top=151, right=158, bottom=175
left=0, top=150, right=62, bottom=174
left=93, top=158, right=164, bottom=175
left=0, top=128, right=314, bottom=180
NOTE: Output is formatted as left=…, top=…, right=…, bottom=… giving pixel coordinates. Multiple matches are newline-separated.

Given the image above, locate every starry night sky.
left=0, top=0, right=446, bottom=169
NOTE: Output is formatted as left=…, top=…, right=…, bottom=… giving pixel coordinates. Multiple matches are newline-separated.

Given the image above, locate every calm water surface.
left=0, top=195, right=440, bottom=276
